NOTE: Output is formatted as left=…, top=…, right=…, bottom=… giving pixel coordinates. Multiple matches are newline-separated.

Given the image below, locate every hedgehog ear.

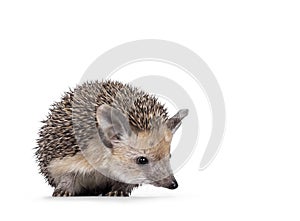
left=96, top=104, right=132, bottom=148
left=167, top=109, right=189, bottom=134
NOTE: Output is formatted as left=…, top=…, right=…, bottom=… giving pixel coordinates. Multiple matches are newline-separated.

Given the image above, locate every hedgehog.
left=36, top=80, right=188, bottom=196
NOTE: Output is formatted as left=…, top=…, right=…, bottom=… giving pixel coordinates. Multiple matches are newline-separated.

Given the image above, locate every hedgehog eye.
left=136, top=156, right=149, bottom=165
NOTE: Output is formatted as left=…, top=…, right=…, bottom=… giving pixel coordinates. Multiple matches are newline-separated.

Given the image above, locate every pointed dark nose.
left=167, top=179, right=178, bottom=189
left=152, top=175, right=179, bottom=189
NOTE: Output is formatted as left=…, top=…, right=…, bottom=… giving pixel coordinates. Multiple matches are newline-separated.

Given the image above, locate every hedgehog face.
left=96, top=104, right=188, bottom=188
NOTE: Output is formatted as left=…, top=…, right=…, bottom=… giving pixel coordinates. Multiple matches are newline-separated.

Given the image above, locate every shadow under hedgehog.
left=36, top=80, right=188, bottom=197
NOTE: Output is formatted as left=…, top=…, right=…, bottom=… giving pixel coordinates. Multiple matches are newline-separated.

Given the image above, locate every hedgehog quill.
left=36, top=80, right=188, bottom=196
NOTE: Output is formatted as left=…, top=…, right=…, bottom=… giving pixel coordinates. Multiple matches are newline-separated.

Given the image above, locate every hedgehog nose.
left=167, top=178, right=178, bottom=190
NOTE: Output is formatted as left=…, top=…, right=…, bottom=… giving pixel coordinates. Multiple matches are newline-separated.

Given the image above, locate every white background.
left=0, top=0, right=299, bottom=220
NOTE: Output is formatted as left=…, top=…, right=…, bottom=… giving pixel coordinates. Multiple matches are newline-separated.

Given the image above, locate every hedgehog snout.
left=167, top=178, right=178, bottom=189
left=153, top=175, right=178, bottom=190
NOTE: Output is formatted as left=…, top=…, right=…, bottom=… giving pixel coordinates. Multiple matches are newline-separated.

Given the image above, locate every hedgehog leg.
left=52, top=173, right=77, bottom=197
left=104, top=184, right=138, bottom=197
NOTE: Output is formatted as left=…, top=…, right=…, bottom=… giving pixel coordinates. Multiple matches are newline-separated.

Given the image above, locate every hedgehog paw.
left=52, top=189, right=74, bottom=197
left=105, top=191, right=129, bottom=197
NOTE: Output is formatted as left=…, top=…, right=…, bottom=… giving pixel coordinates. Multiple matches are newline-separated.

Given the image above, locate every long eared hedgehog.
left=36, top=80, right=188, bottom=196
